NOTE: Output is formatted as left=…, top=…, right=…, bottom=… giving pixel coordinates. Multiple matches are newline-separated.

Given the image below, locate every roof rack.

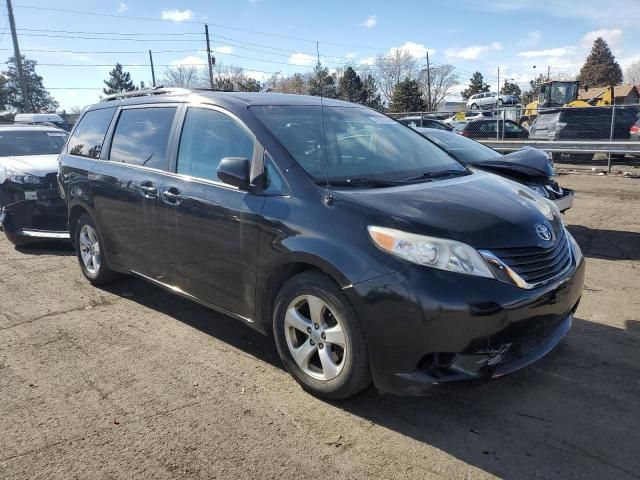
left=100, top=86, right=192, bottom=102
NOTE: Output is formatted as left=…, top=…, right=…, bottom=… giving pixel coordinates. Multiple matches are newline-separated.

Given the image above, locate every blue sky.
left=2, top=0, right=638, bottom=110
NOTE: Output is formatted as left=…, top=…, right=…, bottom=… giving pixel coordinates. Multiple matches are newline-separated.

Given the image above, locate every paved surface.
left=1, top=173, right=639, bottom=479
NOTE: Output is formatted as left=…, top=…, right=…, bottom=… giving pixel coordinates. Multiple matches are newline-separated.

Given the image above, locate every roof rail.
left=100, top=86, right=192, bottom=102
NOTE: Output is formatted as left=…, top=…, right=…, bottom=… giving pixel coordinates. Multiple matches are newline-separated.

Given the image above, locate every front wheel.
left=74, top=214, right=120, bottom=285
left=273, top=271, right=371, bottom=399
left=470, top=103, right=478, bottom=110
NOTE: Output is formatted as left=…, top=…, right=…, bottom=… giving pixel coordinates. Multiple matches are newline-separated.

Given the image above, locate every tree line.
left=0, top=36, right=637, bottom=115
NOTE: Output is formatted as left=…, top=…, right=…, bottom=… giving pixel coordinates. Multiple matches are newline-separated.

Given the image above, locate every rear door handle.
left=161, top=187, right=182, bottom=205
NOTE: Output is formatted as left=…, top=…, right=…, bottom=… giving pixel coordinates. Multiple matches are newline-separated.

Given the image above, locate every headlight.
left=5, top=167, right=45, bottom=184
left=527, top=183, right=550, bottom=198
left=368, top=226, right=494, bottom=278
left=566, top=230, right=583, bottom=265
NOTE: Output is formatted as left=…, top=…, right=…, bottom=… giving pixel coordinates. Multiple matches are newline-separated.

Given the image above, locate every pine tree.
left=308, top=62, right=337, bottom=98
left=362, top=75, right=383, bottom=111
left=461, top=72, right=489, bottom=100
left=103, top=63, right=135, bottom=95
left=577, top=37, right=623, bottom=87
left=337, top=67, right=365, bottom=103
left=213, top=77, right=234, bottom=91
left=389, top=78, right=424, bottom=112
left=3, top=56, right=58, bottom=112
left=500, top=79, right=521, bottom=98
left=237, top=78, right=261, bottom=92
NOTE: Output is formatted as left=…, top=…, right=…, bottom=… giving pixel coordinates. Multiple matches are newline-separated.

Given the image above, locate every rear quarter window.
left=67, top=107, right=116, bottom=158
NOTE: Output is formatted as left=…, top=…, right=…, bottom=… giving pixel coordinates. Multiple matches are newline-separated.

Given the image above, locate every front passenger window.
left=177, top=108, right=255, bottom=182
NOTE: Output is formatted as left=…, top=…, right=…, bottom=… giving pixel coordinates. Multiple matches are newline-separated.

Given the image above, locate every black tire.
left=74, top=213, right=120, bottom=285
left=470, top=103, right=478, bottom=110
left=273, top=271, right=372, bottom=400
left=568, top=153, right=594, bottom=162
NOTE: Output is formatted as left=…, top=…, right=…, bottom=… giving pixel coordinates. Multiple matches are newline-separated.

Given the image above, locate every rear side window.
left=109, top=107, right=176, bottom=170
left=67, top=107, right=115, bottom=158
left=176, top=107, right=254, bottom=182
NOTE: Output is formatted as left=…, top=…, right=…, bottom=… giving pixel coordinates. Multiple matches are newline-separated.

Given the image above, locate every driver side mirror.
left=217, top=157, right=250, bottom=190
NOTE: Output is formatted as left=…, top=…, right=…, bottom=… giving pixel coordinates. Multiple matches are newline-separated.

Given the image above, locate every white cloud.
left=244, top=70, right=269, bottom=81
left=518, top=47, right=577, bottom=58
left=445, top=42, right=502, bottom=60
left=387, top=41, right=435, bottom=59
left=213, top=46, right=233, bottom=55
left=288, top=52, right=315, bottom=66
left=581, top=28, right=623, bottom=51
left=360, top=15, right=377, bottom=28
left=117, top=2, right=128, bottom=13
left=161, top=9, right=194, bottom=22
left=358, top=57, right=375, bottom=66
left=345, top=52, right=357, bottom=59
left=517, top=30, right=541, bottom=49
left=171, top=55, right=207, bottom=67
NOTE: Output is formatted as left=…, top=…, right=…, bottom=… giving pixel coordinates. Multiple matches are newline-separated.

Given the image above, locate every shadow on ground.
left=568, top=224, right=640, bottom=260
left=15, top=241, right=75, bottom=257
left=102, top=275, right=640, bottom=479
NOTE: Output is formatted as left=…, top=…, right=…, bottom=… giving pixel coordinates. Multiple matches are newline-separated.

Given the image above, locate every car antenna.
left=316, top=41, right=332, bottom=199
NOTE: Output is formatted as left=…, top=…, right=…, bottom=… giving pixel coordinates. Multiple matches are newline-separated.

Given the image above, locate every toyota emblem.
left=535, top=224, right=552, bottom=241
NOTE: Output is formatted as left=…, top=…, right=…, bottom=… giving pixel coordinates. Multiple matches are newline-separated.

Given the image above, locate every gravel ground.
left=0, top=173, right=638, bottom=480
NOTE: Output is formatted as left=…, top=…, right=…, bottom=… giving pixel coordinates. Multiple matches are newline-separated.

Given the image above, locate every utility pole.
left=425, top=51, right=432, bottom=113
left=496, top=66, right=500, bottom=140
left=148, top=50, right=156, bottom=87
left=6, top=0, right=31, bottom=111
left=547, top=66, right=551, bottom=81
left=205, top=24, right=214, bottom=89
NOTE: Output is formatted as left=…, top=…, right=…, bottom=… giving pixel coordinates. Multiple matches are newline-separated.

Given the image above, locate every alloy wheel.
left=79, top=224, right=101, bottom=276
left=284, top=295, right=347, bottom=381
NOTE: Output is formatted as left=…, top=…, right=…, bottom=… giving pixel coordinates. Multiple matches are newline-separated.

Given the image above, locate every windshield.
left=251, top=106, right=464, bottom=183
left=419, top=129, right=501, bottom=164
left=0, top=130, right=68, bottom=156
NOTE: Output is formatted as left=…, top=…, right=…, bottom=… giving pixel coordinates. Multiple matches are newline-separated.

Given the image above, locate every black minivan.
left=58, top=88, right=585, bottom=399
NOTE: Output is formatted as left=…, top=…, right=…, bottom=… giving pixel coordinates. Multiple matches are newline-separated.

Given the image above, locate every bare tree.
left=161, top=65, right=205, bottom=88
left=264, top=72, right=310, bottom=94
left=624, top=60, right=640, bottom=85
left=374, top=50, right=418, bottom=101
left=418, top=64, right=459, bottom=111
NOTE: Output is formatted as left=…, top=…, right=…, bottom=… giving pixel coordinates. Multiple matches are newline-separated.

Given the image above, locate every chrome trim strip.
left=18, top=229, right=70, bottom=239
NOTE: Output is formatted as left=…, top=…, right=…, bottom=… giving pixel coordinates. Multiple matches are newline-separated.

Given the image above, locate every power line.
left=13, top=3, right=386, bottom=50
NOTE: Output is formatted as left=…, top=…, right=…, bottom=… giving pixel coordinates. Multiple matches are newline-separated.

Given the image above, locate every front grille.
left=491, top=228, right=572, bottom=286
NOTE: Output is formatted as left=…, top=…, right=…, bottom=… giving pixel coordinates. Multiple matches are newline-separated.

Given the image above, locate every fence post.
left=607, top=103, right=616, bottom=173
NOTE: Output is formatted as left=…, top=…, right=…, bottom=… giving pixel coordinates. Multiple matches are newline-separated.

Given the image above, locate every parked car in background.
left=529, top=106, right=640, bottom=161
left=467, top=92, right=519, bottom=110
left=630, top=118, right=640, bottom=141
left=416, top=127, right=574, bottom=212
left=14, top=113, right=71, bottom=132
left=458, top=119, right=529, bottom=139
left=58, top=88, right=584, bottom=399
left=443, top=110, right=494, bottom=125
left=397, top=116, right=452, bottom=130
left=0, top=125, right=69, bottom=245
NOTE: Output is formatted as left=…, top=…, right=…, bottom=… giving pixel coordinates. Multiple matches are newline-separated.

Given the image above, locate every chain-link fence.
left=388, top=104, right=640, bottom=172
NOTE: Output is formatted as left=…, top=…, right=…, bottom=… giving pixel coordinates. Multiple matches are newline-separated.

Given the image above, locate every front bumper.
left=348, top=254, right=585, bottom=395
left=0, top=184, right=69, bottom=245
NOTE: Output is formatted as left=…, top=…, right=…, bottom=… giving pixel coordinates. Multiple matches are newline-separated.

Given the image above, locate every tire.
left=568, top=153, right=594, bottom=163
left=497, top=99, right=504, bottom=106
left=74, top=213, right=120, bottom=285
left=470, top=103, right=478, bottom=110
left=273, top=271, right=372, bottom=400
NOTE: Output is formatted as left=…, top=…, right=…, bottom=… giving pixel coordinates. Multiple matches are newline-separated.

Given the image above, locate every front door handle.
left=140, top=181, right=157, bottom=198
left=161, top=187, right=182, bottom=205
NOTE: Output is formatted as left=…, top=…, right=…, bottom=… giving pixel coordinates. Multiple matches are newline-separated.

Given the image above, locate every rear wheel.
left=74, top=214, right=119, bottom=285
left=470, top=103, right=478, bottom=110
left=273, top=271, right=371, bottom=399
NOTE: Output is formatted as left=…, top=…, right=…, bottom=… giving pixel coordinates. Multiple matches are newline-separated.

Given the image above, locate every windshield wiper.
left=327, top=177, right=408, bottom=188
left=403, top=168, right=471, bottom=182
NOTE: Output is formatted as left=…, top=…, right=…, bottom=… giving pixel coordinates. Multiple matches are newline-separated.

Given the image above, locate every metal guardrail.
left=479, top=140, right=640, bottom=155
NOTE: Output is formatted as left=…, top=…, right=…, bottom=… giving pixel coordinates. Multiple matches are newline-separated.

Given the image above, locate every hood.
left=334, top=170, right=563, bottom=250
left=0, top=154, right=59, bottom=180
left=470, top=147, right=554, bottom=178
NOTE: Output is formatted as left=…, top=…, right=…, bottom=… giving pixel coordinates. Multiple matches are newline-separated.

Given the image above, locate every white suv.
left=466, top=92, right=518, bottom=110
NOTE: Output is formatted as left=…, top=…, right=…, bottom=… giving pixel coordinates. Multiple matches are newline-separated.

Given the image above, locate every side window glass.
left=67, top=107, right=116, bottom=158
left=109, top=107, right=176, bottom=170
left=177, top=108, right=255, bottom=182
left=264, top=154, right=286, bottom=193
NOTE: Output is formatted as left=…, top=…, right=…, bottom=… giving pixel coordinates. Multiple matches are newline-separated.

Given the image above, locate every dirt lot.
left=0, top=174, right=638, bottom=480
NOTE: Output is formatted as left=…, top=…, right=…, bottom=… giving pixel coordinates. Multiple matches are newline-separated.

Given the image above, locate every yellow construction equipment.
left=519, top=81, right=614, bottom=129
